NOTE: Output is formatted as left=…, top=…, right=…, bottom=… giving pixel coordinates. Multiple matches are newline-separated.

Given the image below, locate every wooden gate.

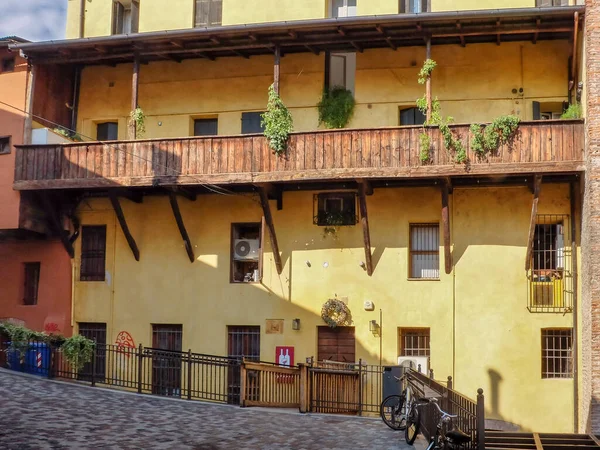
left=309, top=361, right=360, bottom=414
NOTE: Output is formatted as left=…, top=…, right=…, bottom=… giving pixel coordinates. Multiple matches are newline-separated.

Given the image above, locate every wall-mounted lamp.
left=292, top=319, right=301, bottom=331
left=369, top=319, right=380, bottom=336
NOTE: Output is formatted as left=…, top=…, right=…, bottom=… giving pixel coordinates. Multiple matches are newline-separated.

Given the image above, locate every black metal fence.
left=1, top=340, right=241, bottom=405
left=406, top=369, right=485, bottom=450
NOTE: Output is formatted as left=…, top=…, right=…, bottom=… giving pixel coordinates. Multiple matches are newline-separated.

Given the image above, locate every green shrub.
left=317, top=86, right=356, bottom=129
left=261, top=84, right=294, bottom=155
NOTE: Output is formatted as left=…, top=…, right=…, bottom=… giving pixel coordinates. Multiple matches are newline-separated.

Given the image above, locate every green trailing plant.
left=261, top=84, right=294, bottom=155
left=62, top=335, right=95, bottom=371
left=0, top=322, right=93, bottom=370
left=317, top=86, right=356, bottom=129
left=53, top=127, right=83, bottom=142
left=129, top=107, right=146, bottom=138
left=319, top=210, right=355, bottom=239
left=470, top=115, right=520, bottom=157
left=415, top=59, right=466, bottom=164
left=561, top=103, right=582, bottom=119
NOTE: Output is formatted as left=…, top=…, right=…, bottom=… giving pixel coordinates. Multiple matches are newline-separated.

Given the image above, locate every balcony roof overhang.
left=10, top=6, right=584, bottom=66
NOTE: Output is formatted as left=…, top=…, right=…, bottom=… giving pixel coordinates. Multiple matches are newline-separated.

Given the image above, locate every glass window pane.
left=329, top=54, right=346, bottom=89
left=411, top=254, right=439, bottom=279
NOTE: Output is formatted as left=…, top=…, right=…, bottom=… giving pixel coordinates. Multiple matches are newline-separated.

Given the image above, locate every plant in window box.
left=319, top=210, right=355, bottom=239
left=317, top=86, right=356, bottom=129
left=262, top=84, right=294, bottom=156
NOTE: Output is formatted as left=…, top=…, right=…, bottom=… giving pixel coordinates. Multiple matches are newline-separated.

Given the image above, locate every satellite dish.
left=235, top=240, right=250, bottom=257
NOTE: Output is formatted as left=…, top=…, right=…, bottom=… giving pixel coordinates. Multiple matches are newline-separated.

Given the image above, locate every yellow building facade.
left=19, top=0, right=584, bottom=436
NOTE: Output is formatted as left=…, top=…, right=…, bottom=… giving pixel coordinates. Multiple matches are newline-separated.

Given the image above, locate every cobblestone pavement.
left=0, top=369, right=425, bottom=450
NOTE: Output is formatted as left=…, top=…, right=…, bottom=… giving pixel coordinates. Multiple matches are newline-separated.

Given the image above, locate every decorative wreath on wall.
left=321, top=299, right=352, bottom=329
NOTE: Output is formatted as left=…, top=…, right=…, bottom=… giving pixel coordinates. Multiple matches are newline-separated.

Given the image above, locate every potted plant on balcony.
left=470, top=115, right=520, bottom=157
left=262, top=84, right=294, bottom=155
left=318, top=86, right=355, bottom=129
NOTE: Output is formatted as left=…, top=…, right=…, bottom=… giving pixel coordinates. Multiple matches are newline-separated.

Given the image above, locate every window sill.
left=230, top=281, right=262, bottom=285
left=407, top=278, right=440, bottom=282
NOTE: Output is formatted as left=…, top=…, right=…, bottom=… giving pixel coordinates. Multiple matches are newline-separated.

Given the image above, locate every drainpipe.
left=571, top=181, right=579, bottom=432
left=79, top=0, right=86, bottom=38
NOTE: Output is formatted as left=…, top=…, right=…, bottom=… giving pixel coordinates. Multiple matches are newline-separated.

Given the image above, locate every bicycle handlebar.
left=417, top=397, right=458, bottom=420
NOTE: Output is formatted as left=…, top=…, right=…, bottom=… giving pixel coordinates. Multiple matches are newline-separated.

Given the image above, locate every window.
left=399, top=328, right=430, bottom=357
left=231, top=223, right=262, bottom=283
left=81, top=226, right=107, bottom=282
left=0, top=136, right=10, bottom=155
left=533, top=101, right=568, bottom=120
left=96, top=122, right=118, bottom=141
left=241, top=112, right=265, bottom=134
left=23, top=262, right=40, bottom=306
left=400, top=0, right=429, bottom=13
left=1, top=57, right=15, bottom=73
left=195, top=0, right=223, bottom=27
left=112, top=0, right=139, bottom=35
left=536, top=0, right=568, bottom=6
left=409, top=224, right=440, bottom=279
left=328, top=52, right=356, bottom=93
left=314, top=192, right=357, bottom=226
left=399, top=107, right=426, bottom=126
left=542, top=329, right=573, bottom=378
left=78, top=323, right=107, bottom=382
left=194, top=118, right=218, bottom=136
left=330, top=0, right=357, bottom=18
left=529, top=215, right=572, bottom=311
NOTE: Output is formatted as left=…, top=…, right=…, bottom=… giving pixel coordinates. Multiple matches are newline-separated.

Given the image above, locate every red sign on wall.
left=275, top=346, right=294, bottom=367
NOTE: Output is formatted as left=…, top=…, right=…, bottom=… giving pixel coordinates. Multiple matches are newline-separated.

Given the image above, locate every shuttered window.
left=409, top=224, right=440, bottom=279
left=194, top=118, right=218, bottom=136
left=400, top=0, right=429, bottom=13
left=81, top=226, right=107, bottom=281
left=195, top=0, right=223, bottom=27
left=241, top=112, right=265, bottom=134
left=399, top=107, right=426, bottom=126
left=23, top=262, right=41, bottom=306
left=97, top=122, right=118, bottom=141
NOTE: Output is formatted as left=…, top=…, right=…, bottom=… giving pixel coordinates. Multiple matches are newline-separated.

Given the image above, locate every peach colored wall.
left=0, top=240, right=73, bottom=336
left=0, top=48, right=28, bottom=230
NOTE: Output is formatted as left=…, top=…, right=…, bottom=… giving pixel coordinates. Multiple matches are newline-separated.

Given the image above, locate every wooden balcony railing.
left=13, top=120, right=584, bottom=190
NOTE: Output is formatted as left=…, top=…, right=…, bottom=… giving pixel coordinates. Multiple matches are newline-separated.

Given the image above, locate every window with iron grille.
left=195, top=0, right=222, bottom=27
left=23, top=262, right=40, bottom=305
left=81, top=226, right=107, bottom=282
left=409, top=224, right=440, bottom=279
left=0, top=136, right=10, bottom=155
left=314, top=192, right=357, bottom=226
left=528, top=215, right=572, bottom=312
left=399, top=328, right=430, bottom=357
left=542, top=329, right=573, bottom=379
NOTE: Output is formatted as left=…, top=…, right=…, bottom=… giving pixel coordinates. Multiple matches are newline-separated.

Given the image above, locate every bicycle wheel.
left=405, top=402, right=420, bottom=445
left=380, top=394, right=407, bottom=430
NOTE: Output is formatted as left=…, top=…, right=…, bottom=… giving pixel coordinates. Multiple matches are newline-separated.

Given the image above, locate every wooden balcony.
left=13, top=120, right=584, bottom=191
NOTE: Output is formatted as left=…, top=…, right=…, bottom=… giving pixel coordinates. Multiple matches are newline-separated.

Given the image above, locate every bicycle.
left=380, top=373, right=415, bottom=431
left=405, top=397, right=471, bottom=449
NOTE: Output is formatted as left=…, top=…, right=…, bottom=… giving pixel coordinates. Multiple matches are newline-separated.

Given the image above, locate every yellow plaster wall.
left=74, top=184, right=578, bottom=432
left=84, top=0, right=113, bottom=38
left=76, top=41, right=569, bottom=138
left=222, top=0, right=326, bottom=25
left=140, top=0, right=194, bottom=32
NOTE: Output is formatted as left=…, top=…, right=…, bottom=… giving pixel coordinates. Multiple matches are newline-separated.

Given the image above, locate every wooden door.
left=151, top=324, right=183, bottom=397
left=227, top=326, right=260, bottom=404
left=317, top=326, right=356, bottom=363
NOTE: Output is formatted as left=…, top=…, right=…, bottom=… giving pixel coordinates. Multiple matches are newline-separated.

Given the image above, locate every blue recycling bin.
left=25, top=342, right=51, bottom=377
left=5, top=343, right=22, bottom=372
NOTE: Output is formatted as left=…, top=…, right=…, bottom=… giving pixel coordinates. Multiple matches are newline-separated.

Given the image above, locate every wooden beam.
left=525, top=175, right=542, bottom=271
left=168, top=192, right=195, bottom=263
left=128, top=56, right=140, bottom=140
left=533, top=18, right=540, bottom=44
left=570, top=12, right=579, bottom=94
left=168, top=186, right=197, bottom=201
left=456, top=22, right=466, bottom=47
left=232, top=49, right=249, bottom=59
left=115, top=189, right=143, bottom=204
left=350, top=41, right=363, bottom=53
left=533, top=433, right=543, bottom=450
left=425, top=38, right=432, bottom=122
left=304, top=44, right=320, bottom=55
left=356, top=179, right=373, bottom=196
left=358, top=183, right=373, bottom=276
left=257, top=187, right=283, bottom=275
left=109, top=193, right=140, bottom=261
left=274, top=45, right=281, bottom=95
left=37, top=193, right=75, bottom=258
left=441, top=180, right=452, bottom=275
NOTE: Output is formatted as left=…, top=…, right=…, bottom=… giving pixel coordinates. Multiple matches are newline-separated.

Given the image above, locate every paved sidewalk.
left=0, top=369, right=425, bottom=449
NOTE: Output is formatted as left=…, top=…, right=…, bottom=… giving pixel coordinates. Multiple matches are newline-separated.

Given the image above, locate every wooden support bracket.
left=109, top=193, right=140, bottom=261
left=258, top=187, right=283, bottom=275
left=168, top=192, right=195, bottom=263
left=274, top=45, right=281, bottom=95
left=358, top=183, right=373, bottom=276
left=114, top=189, right=143, bottom=204
left=167, top=186, right=197, bottom=202
left=525, top=175, right=542, bottom=271
left=37, top=192, right=75, bottom=258
left=441, top=180, right=452, bottom=274
left=356, top=179, right=373, bottom=196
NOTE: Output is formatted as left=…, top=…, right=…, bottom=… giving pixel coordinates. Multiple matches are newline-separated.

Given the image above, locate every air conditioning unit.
left=233, top=239, right=260, bottom=261
left=398, top=356, right=429, bottom=374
